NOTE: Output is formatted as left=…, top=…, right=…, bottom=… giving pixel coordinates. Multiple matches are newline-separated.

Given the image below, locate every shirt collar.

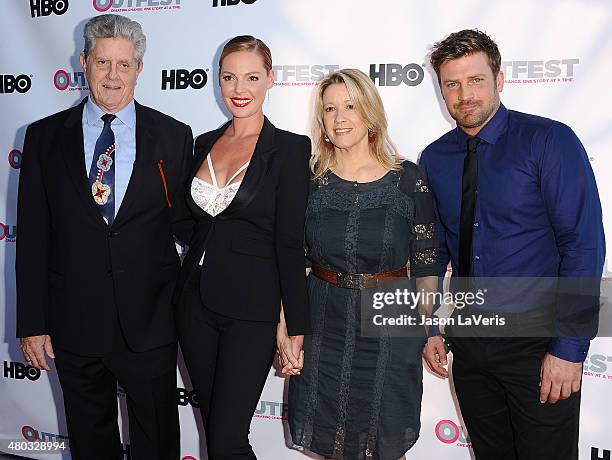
left=85, top=97, right=136, bottom=130
left=455, top=102, right=508, bottom=146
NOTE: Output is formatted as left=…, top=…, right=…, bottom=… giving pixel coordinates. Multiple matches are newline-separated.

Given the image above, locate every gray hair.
left=83, top=14, right=146, bottom=64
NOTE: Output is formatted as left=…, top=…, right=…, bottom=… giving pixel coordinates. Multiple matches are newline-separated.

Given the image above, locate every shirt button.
left=474, top=222, right=479, bottom=227
left=474, top=255, right=480, bottom=260
left=353, top=182, right=358, bottom=187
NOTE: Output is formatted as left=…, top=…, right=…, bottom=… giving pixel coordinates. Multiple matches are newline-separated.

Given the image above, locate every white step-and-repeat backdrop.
left=1, top=0, right=611, bottom=459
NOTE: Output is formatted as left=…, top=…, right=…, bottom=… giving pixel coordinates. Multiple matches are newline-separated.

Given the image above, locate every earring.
left=324, top=135, right=331, bottom=143
left=368, top=128, right=377, bottom=143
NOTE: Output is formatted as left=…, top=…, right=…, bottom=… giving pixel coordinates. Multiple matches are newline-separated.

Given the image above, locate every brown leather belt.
left=311, top=263, right=408, bottom=289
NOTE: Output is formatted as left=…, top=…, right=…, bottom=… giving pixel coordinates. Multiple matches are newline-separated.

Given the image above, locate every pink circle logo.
left=22, top=425, right=39, bottom=441
left=93, top=0, right=113, bottom=12
left=435, top=419, right=460, bottom=444
left=8, top=149, right=22, bottom=169
left=53, top=69, right=70, bottom=91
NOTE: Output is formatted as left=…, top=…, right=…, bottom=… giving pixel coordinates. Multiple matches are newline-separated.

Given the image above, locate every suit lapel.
left=113, top=101, right=155, bottom=227
left=187, top=117, right=277, bottom=219
left=190, top=121, right=230, bottom=182
left=186, top=122, right=230, bottom=218
left=61, top=98, right=108, bottom=229
left=221, top=117, right=276, bottom=218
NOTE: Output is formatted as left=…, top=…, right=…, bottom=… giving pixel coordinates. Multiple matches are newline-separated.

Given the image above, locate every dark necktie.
left=88, top=114, right=116, bottom=225
left=458, top=136, right=480, bottom=278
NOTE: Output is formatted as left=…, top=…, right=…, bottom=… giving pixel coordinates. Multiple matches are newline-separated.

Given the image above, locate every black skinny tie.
left=458, top=137, right=480, bottom=278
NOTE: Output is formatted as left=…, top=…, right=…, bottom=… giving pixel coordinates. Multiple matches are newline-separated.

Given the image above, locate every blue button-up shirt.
left=420, top=103, right=605, bottom=362
left=83, top=98, right=136, bottom=212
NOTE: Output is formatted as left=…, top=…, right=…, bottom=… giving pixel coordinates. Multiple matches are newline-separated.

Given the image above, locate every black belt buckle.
left=337, top=272, right=364, bottom=289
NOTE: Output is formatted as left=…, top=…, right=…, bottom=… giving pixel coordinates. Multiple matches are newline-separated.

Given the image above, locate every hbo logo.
left=177, top=387, right=199, bottom=407
left=30, top=0, right=69, bottom=17
left=3, top=361, right=41, bottom=381
left=212, top=0, right=256, bottom=6
left=370, top=63, right=424, bottom=87
left=0, top=75, right=32, bottom=94
left=161, top=69, right=207, bottom=90
left=591, top=447, right=611, bottom=460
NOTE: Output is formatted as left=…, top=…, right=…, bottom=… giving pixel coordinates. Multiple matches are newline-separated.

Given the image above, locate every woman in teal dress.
left=277, top=69, right=440, bottom=460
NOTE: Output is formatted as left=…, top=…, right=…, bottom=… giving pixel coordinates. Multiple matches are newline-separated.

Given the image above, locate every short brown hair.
left=218, top=35, right=272, bottom=73
left=430, top=29, right=501, bottom=81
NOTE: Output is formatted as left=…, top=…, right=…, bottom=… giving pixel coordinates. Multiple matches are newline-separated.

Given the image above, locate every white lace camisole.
left=191, top=154, right=250, bottom=264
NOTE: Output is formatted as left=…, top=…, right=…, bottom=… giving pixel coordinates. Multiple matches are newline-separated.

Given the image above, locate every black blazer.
left=16, top=98, right=194, bottom=356
left=174, top=117, right=311, bottom=336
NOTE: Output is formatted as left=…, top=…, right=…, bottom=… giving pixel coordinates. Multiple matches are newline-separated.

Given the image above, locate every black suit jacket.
left=174, top=117, right=311, bottom=336
left=16, top=98, right=194, bottom=355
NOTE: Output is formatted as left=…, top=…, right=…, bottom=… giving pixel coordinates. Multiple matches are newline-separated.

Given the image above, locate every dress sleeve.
left=401, top=162, right=440, bottom=278
left=304, top=177, right=316, bottom=269
left=419, top=150, right=451, bottom=278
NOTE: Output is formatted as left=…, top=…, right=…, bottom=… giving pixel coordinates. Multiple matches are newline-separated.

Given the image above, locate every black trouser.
left=449, top=337, right=581, bottom=460
left=176, top=267, right=277, bottom=460
left=54, top=321, right=179, bottom=460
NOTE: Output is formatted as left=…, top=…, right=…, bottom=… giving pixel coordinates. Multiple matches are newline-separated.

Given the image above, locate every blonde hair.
left=310, top=68, right=401, bottom=180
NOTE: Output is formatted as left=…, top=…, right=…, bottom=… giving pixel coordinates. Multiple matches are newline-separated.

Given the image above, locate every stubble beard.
left=452, top=92, right=500, bottom=132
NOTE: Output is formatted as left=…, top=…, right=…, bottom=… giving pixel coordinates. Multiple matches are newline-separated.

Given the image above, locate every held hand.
left=422, top=336, right=449, bottom=378
left=20, top=335, right=54, bottom=371
left=290, top=334, right=304, bottom=371
left=277, top=335, right=304, bottom=376
left=276, top=321, right=303, bottom=376
left=539, top=353, right=582, bottom=404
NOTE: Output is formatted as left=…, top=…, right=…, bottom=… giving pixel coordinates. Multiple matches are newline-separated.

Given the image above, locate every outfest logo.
left=93, top=0, right=182, bottom=13
left=54, top=69, right=88, bottom=91
left=583, top=352, right=612, bottom=382
left=502, top=58, right=579, bottom=85
left=0, top=222, right=17, bottom=242
left=22, top=425, right=69, bottom=444
left=212, top=0, right=256, bottom=5
left=253, top=400, right=287, bottom=420
left=272, top=65, right=339, bottom=87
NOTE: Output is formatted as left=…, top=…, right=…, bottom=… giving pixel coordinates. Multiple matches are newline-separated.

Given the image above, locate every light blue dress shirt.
left=82, top=98, right=136, bottom=213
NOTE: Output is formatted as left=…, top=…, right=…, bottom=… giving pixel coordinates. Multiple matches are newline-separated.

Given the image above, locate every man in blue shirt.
left=420, top=29, right=604, bottom=459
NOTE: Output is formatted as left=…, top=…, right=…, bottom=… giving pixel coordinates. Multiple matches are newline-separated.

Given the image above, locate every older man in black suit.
left=16, top=14, right=193, bottom=460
